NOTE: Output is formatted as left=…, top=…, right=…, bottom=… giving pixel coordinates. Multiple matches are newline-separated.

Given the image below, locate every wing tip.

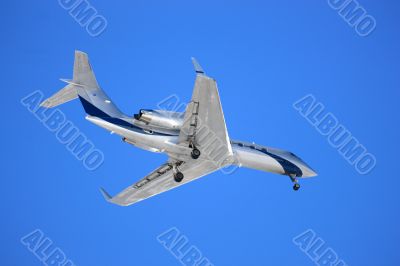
left=99, top=187, right=132, bottom=206
left=99, top=187, right=113, bottom=201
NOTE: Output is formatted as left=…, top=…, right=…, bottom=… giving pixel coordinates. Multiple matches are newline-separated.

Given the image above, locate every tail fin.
left=41, top=51, right=124, bottom=118
left=73, top=50, right=99, bottom=88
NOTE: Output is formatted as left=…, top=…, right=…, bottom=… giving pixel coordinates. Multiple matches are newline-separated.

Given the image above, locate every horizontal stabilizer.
left=40, top=84, right=77, bottom=108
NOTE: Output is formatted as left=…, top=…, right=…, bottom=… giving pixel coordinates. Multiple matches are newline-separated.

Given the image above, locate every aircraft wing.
left=178, top=58, right=233, bottom=163
left=99, top=59, right=232, bottom=206
left=100, top=159, right=219, bottom=206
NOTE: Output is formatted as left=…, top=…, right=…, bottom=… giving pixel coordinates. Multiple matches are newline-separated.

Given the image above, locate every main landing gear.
left=173, top=145, right=200, bottom=183
left=173, top=161, right=185, bottom=183
left=174, top=171, right=184, bottom=182
left=189, top=142, right=201, bottom=159
left=191, top=148, right=201, bottom=159
left=289, top=174, right=300, bottom=191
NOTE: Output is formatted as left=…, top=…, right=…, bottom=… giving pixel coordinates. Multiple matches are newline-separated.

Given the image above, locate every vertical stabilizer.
left=41, top=51, right=125, bottom=118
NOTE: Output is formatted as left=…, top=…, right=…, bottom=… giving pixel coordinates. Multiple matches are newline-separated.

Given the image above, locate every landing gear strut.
left=173, top=161, right=184, bottom=183
left=289, top=174, right=300, bottom=191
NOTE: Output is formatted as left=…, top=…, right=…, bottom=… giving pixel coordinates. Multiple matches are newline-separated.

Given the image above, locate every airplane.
left=40, top=51, right=317, bottom=206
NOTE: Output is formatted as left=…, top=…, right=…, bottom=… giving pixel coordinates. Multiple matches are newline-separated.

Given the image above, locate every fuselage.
left=86, top=112, right=317, bottom=179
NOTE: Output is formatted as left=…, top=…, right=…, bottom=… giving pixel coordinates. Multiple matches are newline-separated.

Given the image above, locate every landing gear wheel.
left=174, top=172, right=184, bottom=183
left=191, top=148, right=201, bottom=159
left=293, top=183, right=300, bottom=191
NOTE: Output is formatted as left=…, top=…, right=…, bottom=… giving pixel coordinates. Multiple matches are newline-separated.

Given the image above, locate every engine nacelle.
left=134, top=109, right=184, bottom=133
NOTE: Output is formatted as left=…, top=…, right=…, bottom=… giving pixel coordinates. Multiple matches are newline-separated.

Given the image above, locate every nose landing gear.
left=289, top=174, right=300, bottom=191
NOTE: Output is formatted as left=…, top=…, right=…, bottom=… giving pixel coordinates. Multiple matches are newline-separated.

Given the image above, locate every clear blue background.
left=1, top=0, right=399, bottom=265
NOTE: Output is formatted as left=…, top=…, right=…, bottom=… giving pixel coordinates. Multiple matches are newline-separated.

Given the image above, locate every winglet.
left=191, top=57, right=205, bottom=74
left=99, top=187, right=113, bottom=202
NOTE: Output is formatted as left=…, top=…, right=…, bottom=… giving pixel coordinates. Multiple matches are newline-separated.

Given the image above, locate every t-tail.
left=40, top=50, right=125, bottom=119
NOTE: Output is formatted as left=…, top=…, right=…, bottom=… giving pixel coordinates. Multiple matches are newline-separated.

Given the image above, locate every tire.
left=174, top=172, right=184, bottom=182
left=191, top=148, right=201, bottom=159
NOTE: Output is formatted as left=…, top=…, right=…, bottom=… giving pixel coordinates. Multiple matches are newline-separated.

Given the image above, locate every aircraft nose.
left=302, top=166, right=317, bottom=177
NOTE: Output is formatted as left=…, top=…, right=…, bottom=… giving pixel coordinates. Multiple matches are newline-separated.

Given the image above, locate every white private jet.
left=41, top=51, right=317, bottom=206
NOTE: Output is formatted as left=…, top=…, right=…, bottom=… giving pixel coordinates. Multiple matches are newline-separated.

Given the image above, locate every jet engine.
left=133, top=109, right=184, bottom=133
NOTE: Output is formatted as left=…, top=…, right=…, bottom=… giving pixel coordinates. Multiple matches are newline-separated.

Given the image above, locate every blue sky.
left=1, top=0, right=400, bottom=265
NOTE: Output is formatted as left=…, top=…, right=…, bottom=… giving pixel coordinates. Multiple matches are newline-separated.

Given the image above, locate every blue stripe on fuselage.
left=232, top=143, right=303, bottom=176
left=78, top=96, right=176, bottom=136
left=256, top=148, right=303, bottom=177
